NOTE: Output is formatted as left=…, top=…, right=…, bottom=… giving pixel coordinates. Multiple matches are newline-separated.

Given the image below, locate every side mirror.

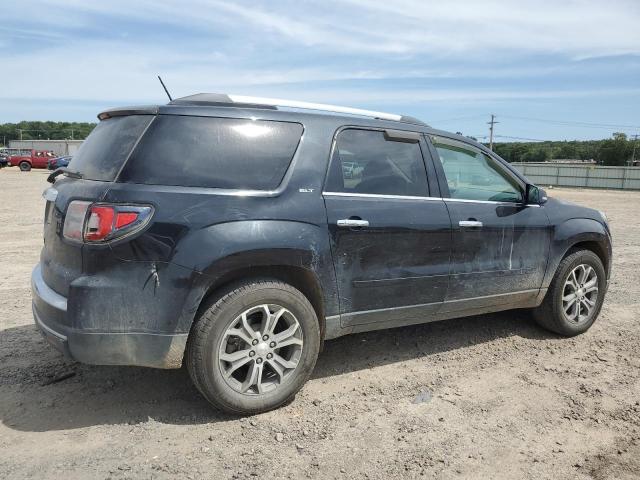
left=526, top=184, right=547, bottom=205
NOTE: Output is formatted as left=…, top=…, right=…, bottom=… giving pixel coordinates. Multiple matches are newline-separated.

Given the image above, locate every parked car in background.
left=1, top=148, right=17, bottom=167
left=48, top=156, right=72, bottom=170
left=33, top=94, right=612, bottom=414
left=0, top=149, right=10, bottom=168
left=8, top=149, right=56, bottom=171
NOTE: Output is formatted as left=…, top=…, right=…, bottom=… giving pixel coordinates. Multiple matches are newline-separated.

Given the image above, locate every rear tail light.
left=63, top=201, right=153, bottom=243
left=84, top=206, right=116, bottom=241
left=63, top=201, right=91, bottom=241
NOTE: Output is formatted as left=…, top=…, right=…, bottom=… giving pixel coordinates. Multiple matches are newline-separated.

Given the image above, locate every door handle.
left=337, top=218, right=369, bottom=228
left=459, top=220, right=483, bottom=228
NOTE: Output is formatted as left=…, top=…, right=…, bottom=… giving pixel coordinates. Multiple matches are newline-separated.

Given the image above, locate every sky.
left=1, top=0, right=639, bottom=141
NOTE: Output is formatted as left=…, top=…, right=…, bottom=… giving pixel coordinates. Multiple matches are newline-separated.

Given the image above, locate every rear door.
left=427, top=135, right=551, bottom=311
left=323, top=127, right=451, bottom=327
left=33, top=152, right=47, bottom=168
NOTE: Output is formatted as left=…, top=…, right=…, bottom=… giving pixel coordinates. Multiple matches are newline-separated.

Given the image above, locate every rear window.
left=119, top=116, right=303, bottom=190
left=68, top=115, right=152, bottom=181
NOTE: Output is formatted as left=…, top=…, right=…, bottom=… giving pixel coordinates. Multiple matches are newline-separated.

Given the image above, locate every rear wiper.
left=47, top=167, right=83, bottom=184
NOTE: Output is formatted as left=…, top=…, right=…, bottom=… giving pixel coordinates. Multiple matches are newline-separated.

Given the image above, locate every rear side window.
left=120, top=116, right=303, bottom=190
left=325, top=129, right=429, bottom=196
left=68, top=115, right=152, bottom=181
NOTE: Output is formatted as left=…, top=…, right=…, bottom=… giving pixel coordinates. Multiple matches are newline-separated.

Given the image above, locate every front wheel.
left=186, top=280, right=320, bottom=414
left=19, top=161, right=31, bottom=172
left=533, top=249, right=607, bottom=336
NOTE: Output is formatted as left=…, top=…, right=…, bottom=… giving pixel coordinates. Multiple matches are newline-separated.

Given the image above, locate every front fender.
left=542, top=218, right=612, bottom=288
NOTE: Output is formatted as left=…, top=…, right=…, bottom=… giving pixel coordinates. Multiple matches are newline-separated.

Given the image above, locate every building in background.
left=8, top=139, right=83, bottom=156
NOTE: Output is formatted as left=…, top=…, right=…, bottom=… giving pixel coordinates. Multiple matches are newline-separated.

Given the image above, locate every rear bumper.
left=31, top=264, right=187, bottom=369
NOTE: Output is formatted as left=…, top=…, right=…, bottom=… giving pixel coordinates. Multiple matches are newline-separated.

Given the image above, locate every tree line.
left=1, top=122, right=637, bottom=166
left=0, top=121, right=96, bottom=143
left=490, top=133, right=637, bottom=166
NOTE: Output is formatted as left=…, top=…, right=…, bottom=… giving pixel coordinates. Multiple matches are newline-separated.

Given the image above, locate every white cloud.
left=334, top=0, right=640, bottom=57
left=0, top=0, right=638, bottom=124
left=5, top=0, right=639, bottom=57
left=2, top=37, right=636, bottom=106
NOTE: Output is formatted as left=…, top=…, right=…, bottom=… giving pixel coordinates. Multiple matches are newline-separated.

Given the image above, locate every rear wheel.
left=533, top=249, right=606, bottom=336
left=186, top=280, right=320, bottom=414
left=19, top=161, right=31, bottom=172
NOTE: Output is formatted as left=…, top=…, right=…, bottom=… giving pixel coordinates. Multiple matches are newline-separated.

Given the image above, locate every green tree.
left=597, top=134, right=630, bottom=165
left=612, top=132, right=628, bottom=142
left=554, top=142, right=578, bottom=159
left=522, top=147, right=550, bottom=163
left=0, top=121, right=96, bottom=146
left=487, top=134, right=632, bottom=165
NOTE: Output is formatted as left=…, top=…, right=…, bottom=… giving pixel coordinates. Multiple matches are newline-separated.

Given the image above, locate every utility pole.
left=18, top=128, right=22, bottom=141
left=488, top=114, right=498, bottom=151
left=70, top=128, right=74, bottom=140
left=631, top=134, right=638, bottom=166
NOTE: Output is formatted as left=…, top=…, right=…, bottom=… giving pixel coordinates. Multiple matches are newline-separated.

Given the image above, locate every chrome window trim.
left=444, top=197, right=539, bottom=207
left=322, top=191, right=540, bottom=206
left=106, top=182, right=282, bottom=198
left=322, top=191, right=442, bottom=201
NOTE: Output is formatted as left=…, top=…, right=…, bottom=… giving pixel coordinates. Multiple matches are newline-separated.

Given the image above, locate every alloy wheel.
left=218, top=304, right=304, bottom=395
left=562, top=263, right=599, bottom=324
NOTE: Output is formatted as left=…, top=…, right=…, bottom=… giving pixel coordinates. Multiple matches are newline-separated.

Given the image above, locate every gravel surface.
left=1, top=168, right=639, bottom=479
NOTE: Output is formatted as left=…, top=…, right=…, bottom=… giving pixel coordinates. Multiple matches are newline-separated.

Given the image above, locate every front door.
left=427, top=135, right=551, bottom=312
left=323, top=128, right=452, bottom=327
left=33, top=151, right=47, bottom=168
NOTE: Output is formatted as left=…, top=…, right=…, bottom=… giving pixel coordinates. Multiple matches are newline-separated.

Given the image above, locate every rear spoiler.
left=97, top=106, right=159, bottom=120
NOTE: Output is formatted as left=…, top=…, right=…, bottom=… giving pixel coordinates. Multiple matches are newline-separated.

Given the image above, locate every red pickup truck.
left=7, top=149, right=56, bottom=171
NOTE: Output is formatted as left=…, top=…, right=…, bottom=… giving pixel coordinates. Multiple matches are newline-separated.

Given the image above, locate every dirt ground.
left=0, top=167, right=638, bottom=480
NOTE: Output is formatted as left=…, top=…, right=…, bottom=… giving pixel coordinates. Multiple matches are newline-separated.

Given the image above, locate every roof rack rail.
left=169, top=93, right=427, bottom=126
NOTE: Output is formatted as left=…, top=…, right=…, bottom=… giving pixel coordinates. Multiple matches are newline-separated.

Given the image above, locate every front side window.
left=431, top=137, right=522, bottom=202
left=325, top=129, right=428, bottom=196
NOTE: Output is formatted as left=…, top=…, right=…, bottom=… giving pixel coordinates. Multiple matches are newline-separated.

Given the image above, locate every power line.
left=436, top=112, right=640, bottom=134
left=431, top=114, right=488, bottom=124
left=488, top=114, right=498, bottom=151
left=498, top=114, right=640, bottom=130
left=494, top=134, right=549, bottom=142
left=7, top=128, right=79, bottom=140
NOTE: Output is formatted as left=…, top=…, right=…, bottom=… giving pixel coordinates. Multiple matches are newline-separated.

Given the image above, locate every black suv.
left=32, top=94, right=612, bottom=414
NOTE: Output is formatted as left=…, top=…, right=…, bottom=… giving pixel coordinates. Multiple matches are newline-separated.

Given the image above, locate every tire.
left=19, top=161, right=31, bottom=172
left=533, top=249, right=607, bottom=336
left=186, top=279, right=321, bottom=414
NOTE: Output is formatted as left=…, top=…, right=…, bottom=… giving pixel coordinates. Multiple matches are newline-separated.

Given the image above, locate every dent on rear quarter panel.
left=73, top=249, right=203, bottom=334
